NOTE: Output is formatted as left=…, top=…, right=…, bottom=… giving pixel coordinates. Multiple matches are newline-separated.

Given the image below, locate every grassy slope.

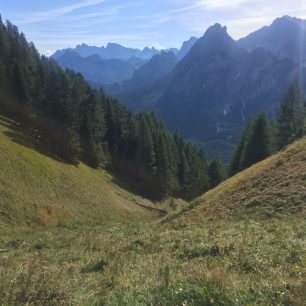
left=173, top=137, right=306, bottom=223
left=1, top=113, right=306, bottom=305
left=0, top=114, right=160, bottom=232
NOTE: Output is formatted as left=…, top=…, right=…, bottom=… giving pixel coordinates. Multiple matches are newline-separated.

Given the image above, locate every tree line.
left=229, top=78, right=305, bottom=176
left=0, top=17, right=219, bottom=200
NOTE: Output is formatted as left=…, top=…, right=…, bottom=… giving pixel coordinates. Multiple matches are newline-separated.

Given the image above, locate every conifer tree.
left=138, top=114, right=156, bottom=175
left=229, top=120, right=253, bottom=176
left=277, top=79, right=305, bottom=148
left=240, top=113, right=273, bottom=169
left=208, top=158, right=228, bottom=188
left=230, top=113, right=274, bottom=175
left=156, top=131, right=173, bottom=196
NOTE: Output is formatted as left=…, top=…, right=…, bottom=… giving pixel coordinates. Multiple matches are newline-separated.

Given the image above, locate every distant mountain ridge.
left=55, top=50, right=145, bottom=84
left=52, top=37, right=197, bottom=86
left=238, top=16, right=306, bottom=64
left=106, top=51, right=178, bottom=108
left=52, top=42, right=160, bottom=61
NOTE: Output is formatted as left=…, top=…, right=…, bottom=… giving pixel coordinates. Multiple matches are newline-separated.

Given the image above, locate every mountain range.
left=238, top=16, right=306, bottom=64
left=52, top=38, right=197, bottom=85
left=52, top=42, right=161, bottom=61
left=108, top=16, right=306, bottom=160
left=52, top=16, right=306, bottom=160
left=54, top=51, right=146, bottom=85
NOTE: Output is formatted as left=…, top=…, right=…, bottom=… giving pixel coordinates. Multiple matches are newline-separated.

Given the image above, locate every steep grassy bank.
left=1, top=114, right=306, bottom=305
left=0, top=114, right=159, bottom=233
left=170, top=136, right=306, bottom=223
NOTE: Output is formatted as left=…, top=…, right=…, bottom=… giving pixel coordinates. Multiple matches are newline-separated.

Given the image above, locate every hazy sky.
left=1, top=0, right=306, bottom=55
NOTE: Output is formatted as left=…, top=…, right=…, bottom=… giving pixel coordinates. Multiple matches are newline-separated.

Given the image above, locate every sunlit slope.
left=177, top=137, right=306, bottom=222
left=0, top=115, right=154, bottom=229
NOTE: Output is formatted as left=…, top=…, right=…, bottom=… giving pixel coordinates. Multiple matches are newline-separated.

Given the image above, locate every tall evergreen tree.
left=240, top=113, right=273, bottom=170
left=155, top=131, right=173, bottom=196
left=138, top=114, right=156, bottom=175
left=229, top=120, right=253, bottom=176
left=230, top=113, right=274, bottom=175
left=208, top=158, right=228, bottom=188
left=277, top=79, right=305, bottom=149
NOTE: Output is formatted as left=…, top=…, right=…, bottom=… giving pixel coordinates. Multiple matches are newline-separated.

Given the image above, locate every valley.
left=1, top=5, right=306, bottom=305
left=1, top=113, right=306, bottom=305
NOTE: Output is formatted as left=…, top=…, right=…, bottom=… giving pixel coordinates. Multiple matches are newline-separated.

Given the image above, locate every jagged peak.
left=272, top=15, right=305, bottom=27
left=106, top=42, right=123, bottom=48
left=204, top=23, right=228, bottom=38
left=76, top=43, right=89, bottom=48
left=198, top=22, right=236, bottom=50
left=178, top=22, right=245, bottom=63
left=59, top=50, right=80, bottom=58
left=183, top=36, right=198, bottom=44
left=274, top=15, right=299, bottom=22
left=142, top=46, right=158, bottom=52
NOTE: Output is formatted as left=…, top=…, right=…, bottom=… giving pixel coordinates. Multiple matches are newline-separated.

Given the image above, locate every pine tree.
left=229, top=120, right=253, bottom=176
left=191, top=150, right=209, bottom=196
left=156, top=131, right=173, bottom=196
left=240, top=113, right=273, bottom=169
left=138, top=114, right=156, bottom=175
left=81, top=93, right=106, bottom=167
left=0, top=15, right=7, bottom=88
left=208, top=158, right=228, bottom=188
left=230, top=113, right=274, bottom=175
left=277, top=79, right=305, bottom=149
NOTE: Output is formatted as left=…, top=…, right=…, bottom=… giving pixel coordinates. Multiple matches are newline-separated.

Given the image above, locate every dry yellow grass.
left=176, top=137, right=306, bottom=223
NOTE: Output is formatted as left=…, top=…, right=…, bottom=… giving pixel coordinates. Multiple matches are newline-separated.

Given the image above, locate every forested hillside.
left=0, top=17, right=217, bottom=200
left=0, top=114, right=155, bottom=229
left=229, top=79, right=306, bottom=175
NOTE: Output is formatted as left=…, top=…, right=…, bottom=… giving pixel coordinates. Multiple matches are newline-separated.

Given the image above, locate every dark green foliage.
left=0, top=19, right=211, bottom=200
left=277, top=79, right=305, bottom=149
left=229, top=120, right=253, bottom=176
left=231, top=80, right=306, bottom=177
left=240, top=113, right=274, bottom=170
left=230, top=113, right=275, bottom=175
left=208, top=158, right=228, bottom=188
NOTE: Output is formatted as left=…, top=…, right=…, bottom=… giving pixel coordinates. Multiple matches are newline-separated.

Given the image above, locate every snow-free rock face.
left=177, top=36, right=198, bottom=61
left=238, top=16, right=306, bottom=64
left=131, top=51, right=178, bottom=87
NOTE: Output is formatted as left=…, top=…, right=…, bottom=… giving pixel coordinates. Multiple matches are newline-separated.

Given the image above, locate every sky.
left=1, top=0, right=306, bottom=56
